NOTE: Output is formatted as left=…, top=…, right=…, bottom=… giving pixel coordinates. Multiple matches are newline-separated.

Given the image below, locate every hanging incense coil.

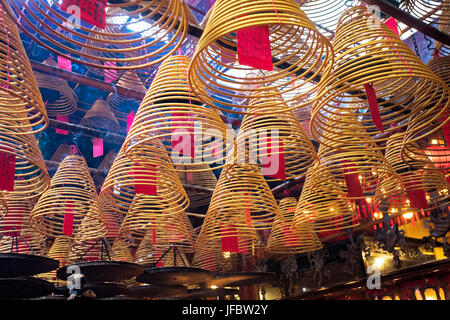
left=188, top=0, right=334, bottom=113
left=191, top=246, right=231, bottom=273
left=0, top=199, right=48, bottom=256
left=0, top=123, right=50, bottom=201
left=314, top=114, right=404, bottom=203
left=120, top=193, right=195, bottom=251
left=176, top=164, right=217, bottom=209
left=5, top=0, right=188, bottom=83
left=38, top=236, right=71, bottom=286
left=383, top=133, right=450, bottom=212
left=124, top=55, right=232, bottom=172
left=207, top=163, right=279, bottom=230
left=266, top=197, right=322, bottom=254
left=29, top=155, right=107, bottom=239
left=81, top=98, right=120, bottom=133
left=35, top=56, right=78, bottom=117
left=236, top=89, right=317, bottom=181
left=100, top=145, right=189, bottom=221
left=402, top=55, right=450, bottom=172
left=105, top=71, right=147, bottom=119
left=311, top=6, right=450, bottom=148
left=0, top=2, right=48, bottom=133
left=297, top=0, right=358, bottom=38
left=293, top=162, right=359, bottom=233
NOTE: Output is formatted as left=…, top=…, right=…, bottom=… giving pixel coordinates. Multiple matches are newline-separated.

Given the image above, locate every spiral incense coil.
left=188, top=0, right=334, bottom=114
left=124, top=55, right=231, bottom=172
left=35, top=56, right=78, bottom=117
left=0, top=124, right=50, bottom=201
left=293, top=162, right=359, bottom=233
left=100, top=145, right=189, bottom=220
left=29, top=155, right=108, bottom=239
left=314, top=115, right=404, bottom=203
left=383, top=133, right=450, bottom=211
left=297, top=0, right=358, bottom=38
left=5, top=0, right=188, bottom=82
left=402, top=55, right=450, bottom=172
left=0, top=2, right=48, bottom=133
left=311, top=6, right=450, bottom=148
left=266, top=197, right=322, bottom=254
left=177, top=164, right=217, bottom=209
left=196, top=213, right=262, bottom=255
left=191, top=247, right=228, bottom=272
left=134, top=231, right=191, bottom=267
left=81, top=98, right=121, bottom=133
left=120, top=193, right=195, bottom=250
left=237, top=89, right=317, bottom=181
left=38, top=236, right=71, bottom=286
left=207, top=163, right=279, bottom=230
left=112, top=239, right=134, bottom=263
left=0, top=199, right=48, bottom=256
left=105, top=71, right=147, bottom=119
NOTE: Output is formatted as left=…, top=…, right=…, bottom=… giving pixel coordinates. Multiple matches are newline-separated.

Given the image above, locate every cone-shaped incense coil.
left=188, top=0, right=333, bottom=113
left=35, top=56, right=78, bottom=116
left=38, top=236, right=71, bottom=286
left=106, top=70, right=147, bottom=118
left=30, top=155, right=107, bottom=239
left=311, top=6, right=450, bottom=148
left=100, top=144, right=189, bottom=219
left=266, top=197, right=322, bottom=254
left=0, top=123, right=50, bottom=200
left=81, top=98, right=120, bottom=133
left=0, top=2, right=48, bottom=133
left=383, top=133, right=450, bottom=212
left=207, top=163, right=279, bottom=230
left=6, top=0, right=188, bottom=82
left=112, top=239, right=134, bottom=263
left=0, top=199, right=48, bottom=256
left=293, top=162, right=359, bottom=233
left=176, top=164, right=217, bottom=209
left=314, top=114, right=404, bottom=203
left=403, top=55, right=450, bottom=172
left=237, top=89, right=317, bottom=181
left=124, top=55, right=231, bottom=172
left=120, top=193, right=195, bottom=250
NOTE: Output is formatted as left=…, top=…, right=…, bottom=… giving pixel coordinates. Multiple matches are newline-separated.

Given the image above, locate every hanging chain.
left=411, top=32, right=421, bottom=60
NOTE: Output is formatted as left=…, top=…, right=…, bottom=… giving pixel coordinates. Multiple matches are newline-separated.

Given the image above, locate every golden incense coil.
left=124, top=55, right=232, bottom=172
left=81, top=98, right=120, bottom=133
left=266, top=197, right=322, bottom=254
left=188, top=0, right=334, bottom=113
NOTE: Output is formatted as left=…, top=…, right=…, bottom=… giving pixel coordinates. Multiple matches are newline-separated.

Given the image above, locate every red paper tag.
left=404, top=178, right=429, bottom=209
left=385, top=17, right=399, bottom=36
left=127, top=110, right=135, bottom=134
left=62, top=202, right=75, bottom=237
left=104, top=61, right=117, bottom=83
left=260, top=134, right=286, bottom=180
left=221, top=226, right=239, bottom=253
left=3, top=205, right=24, bottom=236
left=171, top=113, right=195, bottom=158
left=56, top=115, right=69, bottom=135
left=133, top=165, right=157, bottom=195
left=57, top=55, right=72, bottom=72
left=0, top=150, right=15, bottom=191
left=152, top=229, right=156, bottom=244
left=244, top=193, right=252, bottom=227
left=92, top=137, right=103, bottom=158
left=236, top=25, right=273, bottom=71
left=61, top=0, right=107, bottom=29
left=363, top=83, right=384, bottom=133
left=440, top=117, right=450, bottom=146
left=342, top=160, right=363, bottom=197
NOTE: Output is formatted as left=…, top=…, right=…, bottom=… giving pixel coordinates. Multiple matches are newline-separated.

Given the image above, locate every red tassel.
left=236, top=24, right=273, bottom=71
left=342, top=160, right=363, bottom=197
left=364, top=83, right=384, bottom=132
